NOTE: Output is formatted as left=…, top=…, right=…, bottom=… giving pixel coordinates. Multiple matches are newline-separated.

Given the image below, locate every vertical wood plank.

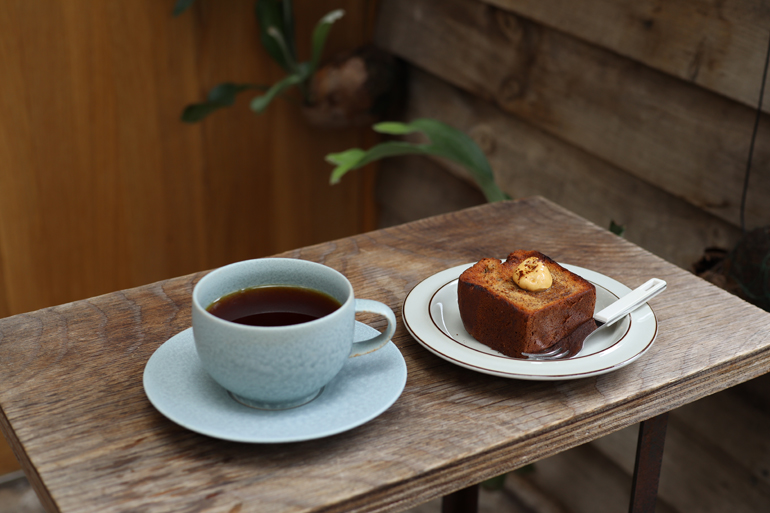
left=0, top=0, right=376, bottom=315
left=0, top=0, right=209, bottom=314
left=375, top=0, right=770, bottom=229
left=190, top=0, right=377, bottom=267
left=0, top=0, right=377, bottom=474
left=0, top=436, right=20, bottom=475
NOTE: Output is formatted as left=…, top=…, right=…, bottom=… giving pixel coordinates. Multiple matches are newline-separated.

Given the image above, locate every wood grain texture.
left=0, top=0, right=376, bottom=317
left=481, top=0, right=770, bottom=113
left=515, top=440, right=680, bottom=513
left=0, top=437, right=20, bottom=475
left=0, top=0, right=378, bottom=478
left=375, top=0, right=770, bottom=229
left=375, top=155, right=486, bottom=228
left=0, top=198, right=769, bottom=513
left=192, top=0, right=379, bottom=267
left=388, top=67, right=743, bottom=270
left=591, top=388, right=770, bottom=513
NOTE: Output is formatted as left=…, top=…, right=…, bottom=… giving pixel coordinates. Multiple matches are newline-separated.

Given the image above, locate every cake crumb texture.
left=458, top=250, right=596, bottom=357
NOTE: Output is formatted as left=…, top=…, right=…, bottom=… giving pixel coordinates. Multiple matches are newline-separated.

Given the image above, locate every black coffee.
left=206, top=285, right=342, bottom=327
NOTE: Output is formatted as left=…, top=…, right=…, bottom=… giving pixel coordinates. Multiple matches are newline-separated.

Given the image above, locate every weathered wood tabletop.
left=1, top=197, right=769, bottom=513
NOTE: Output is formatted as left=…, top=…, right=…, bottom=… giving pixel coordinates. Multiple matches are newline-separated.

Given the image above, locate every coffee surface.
left=207, top=286, right=342, bottom=326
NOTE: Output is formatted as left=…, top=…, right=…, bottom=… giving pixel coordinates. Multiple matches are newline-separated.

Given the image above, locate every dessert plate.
left=402, top=263, right=658, bottom=380
left=143, top=323, right=406, bottom=443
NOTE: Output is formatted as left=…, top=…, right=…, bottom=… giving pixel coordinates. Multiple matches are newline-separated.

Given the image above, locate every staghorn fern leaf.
left=327, top=119, right=510, bottom=203
left=181, top=83, right=267, bottom=123
left=172, top=0, right=196, bottom=16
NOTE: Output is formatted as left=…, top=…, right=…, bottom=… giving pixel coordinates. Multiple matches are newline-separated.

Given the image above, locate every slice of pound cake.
left=457, top=250, right=596, bottom=358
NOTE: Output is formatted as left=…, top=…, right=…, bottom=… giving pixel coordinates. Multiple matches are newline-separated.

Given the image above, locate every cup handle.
left=349, top=299, right=397, bottom=357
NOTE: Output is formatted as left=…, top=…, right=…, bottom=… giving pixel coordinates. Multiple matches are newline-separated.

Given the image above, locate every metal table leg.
left=629, top=412, right=669, bottom=513
left=441, top=483, right=479, bottom=513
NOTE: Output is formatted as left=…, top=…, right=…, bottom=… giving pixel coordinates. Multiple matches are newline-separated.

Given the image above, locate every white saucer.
left=403, top=263, right=658, bottom=380
left=143, top=323, right=406, bottom=443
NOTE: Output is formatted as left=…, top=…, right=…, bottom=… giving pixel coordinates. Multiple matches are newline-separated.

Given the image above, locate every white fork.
left=521, top=278, right=667, bottom=361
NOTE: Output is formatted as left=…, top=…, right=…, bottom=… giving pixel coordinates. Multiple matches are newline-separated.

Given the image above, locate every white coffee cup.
left=191, top=258, right=396, bottom=410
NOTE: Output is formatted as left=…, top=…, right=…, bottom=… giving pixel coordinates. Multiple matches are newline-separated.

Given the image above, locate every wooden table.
left=1, top=197, right=769, bottom=513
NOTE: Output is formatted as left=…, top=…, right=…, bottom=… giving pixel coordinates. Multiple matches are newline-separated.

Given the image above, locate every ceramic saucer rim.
left=143, top=323, right=406, bottom=443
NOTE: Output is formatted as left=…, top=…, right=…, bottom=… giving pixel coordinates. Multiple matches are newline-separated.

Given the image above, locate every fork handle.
left=594, top=278, right=667, bottom=326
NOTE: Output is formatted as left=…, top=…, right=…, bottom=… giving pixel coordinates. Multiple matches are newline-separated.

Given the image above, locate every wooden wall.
left=0, top=0, right=378, bottom=319
left=374, top=0, right=770, bottom=270
left=373, top=2, right=770, bottom=512
left=0, top=0, right=377, bottom=474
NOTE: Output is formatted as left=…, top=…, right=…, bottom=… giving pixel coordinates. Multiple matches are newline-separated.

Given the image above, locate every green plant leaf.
left=481, top=473, right=507, bottom=491
left=172, top=0, right=196, bottom=16
left=309, top=9, right=345, bottom=74
left=408, top=119, right=505, bottom=201
left=294, top=61, right=313, bottom=82
left=515, top=464, right=535, bottom=475
left=181, top=83, right=266, bottom=123
left=372, top=121, right=421, bottom=135
left=326, top=148, right=366, bottom=168
left=250, top=74, right=303, bottom=113
left=328, top=142, right=431, bottom=184
left=256, top=0, right=293, bottom=72
left=281, top=0, right=297, bottom=66
left=610, top=220, right=626, bottom=237
left=327, top=119, right=510, bottom=203
left=267, top=26, right=299, bottom=74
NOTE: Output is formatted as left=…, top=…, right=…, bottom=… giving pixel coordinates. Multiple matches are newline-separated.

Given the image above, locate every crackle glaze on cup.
left=192, top=258, right=396, bottom=410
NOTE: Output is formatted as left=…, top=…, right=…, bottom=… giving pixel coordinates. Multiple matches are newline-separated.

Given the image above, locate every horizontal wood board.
left=383, top=67, right=743, bottom=269
left=594, top=387, right=770, bottom=513
left=482, top=0, right=770, bottom=114
left=0, top=198, right=769, bottom=513
left=509, top=379, right=770, bottom=513
left=375, top=0, right=770, bottom=230
left=375, top=153, right=487, bottom=228
left=406, top=377, right=770, bottom=513
left=513, top=439, right=678, bottom=513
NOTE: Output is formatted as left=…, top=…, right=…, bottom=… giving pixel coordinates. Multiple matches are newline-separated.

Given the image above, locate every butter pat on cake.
left=457, top=250, right=596, bottom=358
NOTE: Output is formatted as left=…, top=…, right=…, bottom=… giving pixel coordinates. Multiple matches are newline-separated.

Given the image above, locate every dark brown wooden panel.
left=483, top=0, right=770, bottom=113
left=375, top=0, right=770, bottom=230
left=392, top=68, right=743, bottom=269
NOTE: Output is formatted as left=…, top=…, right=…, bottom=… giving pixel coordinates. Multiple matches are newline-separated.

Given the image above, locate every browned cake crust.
left=457, top=250, right=596, bottom=357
